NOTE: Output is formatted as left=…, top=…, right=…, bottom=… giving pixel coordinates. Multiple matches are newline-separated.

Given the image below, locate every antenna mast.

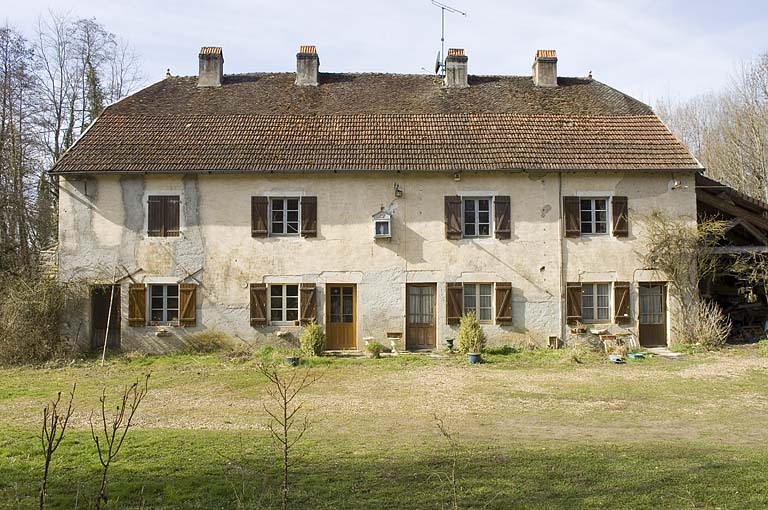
left=431, top=0, right=466, bottom=75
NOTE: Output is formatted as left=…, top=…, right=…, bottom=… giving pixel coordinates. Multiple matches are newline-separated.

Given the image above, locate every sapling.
left=39, top=384, right=75, bottom=510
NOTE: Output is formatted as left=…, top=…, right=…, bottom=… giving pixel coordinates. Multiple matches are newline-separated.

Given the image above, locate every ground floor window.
left=463, top=283, right=493, bottom=322
left=581, top=283, right=610, bottom=322
left=150, top=284, right=179, bottom=323
left=270, top=284, right=299, bottom=323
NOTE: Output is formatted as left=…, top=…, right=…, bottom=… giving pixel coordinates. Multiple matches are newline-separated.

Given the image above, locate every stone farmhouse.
left=50, top=45, right=701, bottom=353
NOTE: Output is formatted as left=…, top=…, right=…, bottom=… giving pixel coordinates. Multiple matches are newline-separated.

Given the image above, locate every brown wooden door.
left=91, top=285, right=121, bottom=351
left=406, top=284, right=436, bottom=350
left=326, top=285, right=356, bottom=349
left=639, top=283, right=667, bottom=347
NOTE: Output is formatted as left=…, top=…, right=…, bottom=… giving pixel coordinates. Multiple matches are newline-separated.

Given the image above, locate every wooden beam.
left=711, top=246, right=768, bottom=254
left=697, top=191, right=768, bottom=231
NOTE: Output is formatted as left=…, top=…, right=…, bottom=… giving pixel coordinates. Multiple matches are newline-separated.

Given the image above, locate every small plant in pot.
left=285, top=349, right=301, bottom=367
left=364, top=340, right=384, bottom=359
left=457, top=311, right=486, bottom=364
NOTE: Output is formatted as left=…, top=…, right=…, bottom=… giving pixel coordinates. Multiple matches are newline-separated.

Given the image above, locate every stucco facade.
left=57, top=169, right=697, bottom=352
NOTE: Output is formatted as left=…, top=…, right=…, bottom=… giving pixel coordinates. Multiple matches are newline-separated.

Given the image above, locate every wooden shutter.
left=566, top=282, right=583, bottom=324
left=563, top=196, right=581, bottom=238
left=251, top=196, right=268, bottom=238
left=250, top=283, right=268, bottom=326
left=612, top=196, right=629, bottom=238
left=613, top=281, right=631, bottom=324
left=147, top=196, right=163, bottom=237
left=445, top=196, right=462, bottom=240
left=301, top=196, right=317, bottom=238
left=179, top=283, right=196, bottom=327
left=165, top=196, right=180, bottom=236
left=494, top=196, right=511, bottom=240
left=495, top=282, right=513, bottom=325
left=128, top=284, right=146, bottom=327
left=300, top=283, right=317, bottom=324
left=446, top=283, right=463, bottom=325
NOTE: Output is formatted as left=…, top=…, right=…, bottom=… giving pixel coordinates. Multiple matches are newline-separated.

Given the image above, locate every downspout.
left=559, top=172, right=567, bottom=344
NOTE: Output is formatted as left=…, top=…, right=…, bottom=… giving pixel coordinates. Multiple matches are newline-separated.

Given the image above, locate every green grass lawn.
left=1, top=345, right=767, bottom=509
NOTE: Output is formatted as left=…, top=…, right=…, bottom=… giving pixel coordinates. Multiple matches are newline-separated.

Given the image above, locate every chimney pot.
left=296, top=45, right=319, bottom=86
left=198, top=47, right=223, bottom=87
left=532, top=49, right=558, bottom=87
left=444, top=48, right=469, bottom=89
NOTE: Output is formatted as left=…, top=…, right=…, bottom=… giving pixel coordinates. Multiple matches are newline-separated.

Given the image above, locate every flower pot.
left=467, top=353, right=482, bottom=364
left=285, top=356, right=300, bottom=367
left=446, top=338, right=455, bottom=351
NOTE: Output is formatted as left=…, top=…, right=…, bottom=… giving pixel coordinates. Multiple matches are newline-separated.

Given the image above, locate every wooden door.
left=326, top=285, right=356, bottom=349
left=91, top=285, right=121, bottom=351
left=406, top=284, right=436, bottom=350
left=639, top=283, right=667, bottom=347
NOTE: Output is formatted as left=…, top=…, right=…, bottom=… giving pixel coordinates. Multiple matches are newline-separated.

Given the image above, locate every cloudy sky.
left=9, top=0, right=768, bottom=105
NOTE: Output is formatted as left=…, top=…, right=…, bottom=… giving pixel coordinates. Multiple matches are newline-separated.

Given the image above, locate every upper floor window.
left=463, top=198, right=492, bottom=238
left=147, top=195, right=180, bottom=237
left=580, top=198, right=608, bottom=235
left=445, top=195, right=511, bottom=240
left=563, top=195, right=628, bottom=238
left=251, top=196, right=317, bottom=238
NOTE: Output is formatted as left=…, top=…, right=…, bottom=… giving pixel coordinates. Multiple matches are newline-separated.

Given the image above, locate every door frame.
left=638, top=282, right=668, bottom=347
left=91, top=284, right=121, bottom=351
left=406, top=283, right=437, bottom=350
left=325, top=284, right=357, bottom=350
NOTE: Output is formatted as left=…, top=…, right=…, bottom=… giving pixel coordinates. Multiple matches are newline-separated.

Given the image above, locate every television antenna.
left=431, top=0, right=466, bottom=75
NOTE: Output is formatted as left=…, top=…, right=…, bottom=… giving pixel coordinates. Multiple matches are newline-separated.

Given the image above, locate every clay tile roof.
left=51, top=71, right=701, bottom=174
left=299, top=45, right=317, bottom=54
left=199, top=47, right=222, bottom=55
left=447, top=48, right=465, bottom=56
left=536, top=49, right=557, bottom=59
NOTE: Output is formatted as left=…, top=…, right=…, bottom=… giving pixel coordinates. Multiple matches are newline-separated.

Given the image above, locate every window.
left=372, top=208, right=392, bottom=238
left=271, top=198, right=300, bottom=235
left=463, top=283, right=493, bottom=322
left=150, top=284, right=179, bottom=323
left=445, top=196, right=510, bottom=240
left=147, top=195, right=180, bottom=237
left=446, top=282, right=513, bottom=325
left=270, top=284, right=299, bottom=323
left=581, top=283, right=611, bottom=321
left=251, top=196, right=317, bottom=238
left=463, top=198, right=492, bottom=237
left=580, top=198, right=608, bottom=234
left=563, top=196, right=628, bottom=238
left=375, top=220, right=390, bottom=237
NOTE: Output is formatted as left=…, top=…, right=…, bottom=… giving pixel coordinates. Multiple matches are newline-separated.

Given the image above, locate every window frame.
left=269, top=197, right=302, bottom=236
left=579, top=197, right=609, bottom=235
left=269, top=284, right=300, bottom=324
left=581, top=282, right=611, bottom=323
left=149, top=284, right=179, bottom=325
left=462, top=197, right=493, bottom=238
left=463, top=283, right=494, bottom=323
left=146, top=193, right=181, bottom=238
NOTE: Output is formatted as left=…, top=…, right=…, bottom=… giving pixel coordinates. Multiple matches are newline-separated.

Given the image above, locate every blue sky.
left=9, top=0, right=768, bottom=105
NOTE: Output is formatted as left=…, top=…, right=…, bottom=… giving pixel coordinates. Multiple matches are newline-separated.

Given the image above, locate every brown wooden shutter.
left=612, top=196, right=629, bottom=238
left=494, top=196, right=511, bottom=240
left=165, top=196, right=180, bottom=236
left=147, top=196, right=163, bottom=237
left=563, top=196, right=581, bottom=238
left=495, top=282, right=513, bottom=325
left=250, top=283, right=268, bottom=326
left=445, top=196, right=462, bottom=240
left=613, top=281, right=631, bottom=324
left=446, top=282, right=463, bottom=325
left=179, top=283, right=196, bottom=327
left=128, top=284, right=146, bottom=327
left=566, top=282, right=583, bottom=324
left=300, top=283, right=317, bottom=324
left=301, top=196, right=317, bottom=238
left=251, top=196, right=268, bottom=238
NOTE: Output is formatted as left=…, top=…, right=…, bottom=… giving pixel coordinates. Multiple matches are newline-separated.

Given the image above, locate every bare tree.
left=39, top=384, right=75, bottom=510
left=90, top=374, right=150, bottom=509
left=257, top=362, right=320, bottom=510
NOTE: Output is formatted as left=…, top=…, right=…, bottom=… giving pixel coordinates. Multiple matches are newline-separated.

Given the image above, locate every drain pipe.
left=558, top=172, right=568, bottom=344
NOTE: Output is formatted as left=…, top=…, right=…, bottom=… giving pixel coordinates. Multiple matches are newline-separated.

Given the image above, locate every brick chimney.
left=295, top=45, right=319, bottom=86
left=532, top=49, right=558, bottom=87
left=198, top=47, right=223, bottom=87
left=444, top=48, right=469, bottom=88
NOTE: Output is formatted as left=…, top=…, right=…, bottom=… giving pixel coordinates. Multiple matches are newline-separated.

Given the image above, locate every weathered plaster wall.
left=57, top=170, right=696, bottom=352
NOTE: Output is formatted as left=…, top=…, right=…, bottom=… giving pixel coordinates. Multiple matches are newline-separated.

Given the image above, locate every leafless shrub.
left=674, top=299, right=732, bottom=349
left=257, top=362, right=321, bottom=510
left=185, top=329, right=234, bottom=353
left=90, top=373, right=150, bottom=509
left=39, top=384, right=75, bottom=510
left=433, top=414, right=460, bottom=510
